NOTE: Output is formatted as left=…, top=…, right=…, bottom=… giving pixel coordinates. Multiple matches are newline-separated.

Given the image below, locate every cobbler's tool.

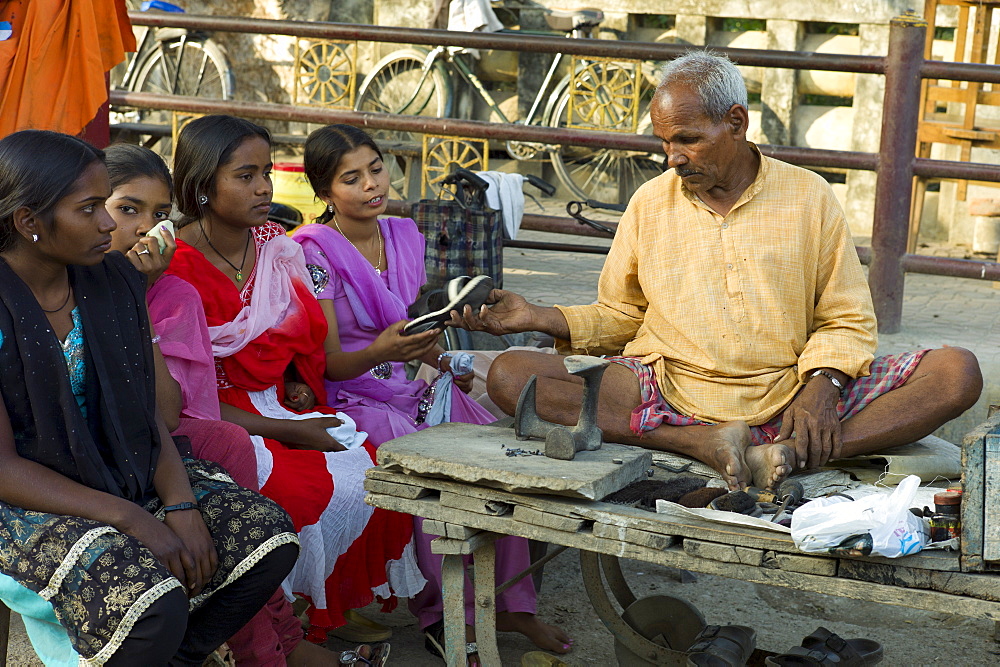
left=513, top=355, right=609, bottom=460
left=772, top=478, right=805, bottom=524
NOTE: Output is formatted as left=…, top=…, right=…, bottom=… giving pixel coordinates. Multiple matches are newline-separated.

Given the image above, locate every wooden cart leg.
left=441, top=554, right=468, bottom=667
left=434, top=532, right=504, bottom=666
left=473, top=540, right=503, bottom=666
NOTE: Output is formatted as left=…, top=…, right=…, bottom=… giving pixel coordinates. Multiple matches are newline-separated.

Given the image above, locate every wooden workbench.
left=365, top=422, right=1000, bottom=666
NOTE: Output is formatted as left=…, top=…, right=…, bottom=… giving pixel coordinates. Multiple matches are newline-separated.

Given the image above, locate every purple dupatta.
left=294, top=217, right=425, bottom=332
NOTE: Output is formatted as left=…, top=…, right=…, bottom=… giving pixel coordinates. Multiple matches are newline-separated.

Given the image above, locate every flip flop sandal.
left=328, top=609, right=393, bottom=643
left=424, top=619, right=480, bottom=666
left=403, top=275, right=494, bottom=335
left=765, top=626, right=883, bottom=666
left=338, top=642, right=390, bottom=666
left=686, top=624, right=756, bottom=666
left=407, top=287, right=446, bottom=319
left=520, top=651, right=569, bottom=666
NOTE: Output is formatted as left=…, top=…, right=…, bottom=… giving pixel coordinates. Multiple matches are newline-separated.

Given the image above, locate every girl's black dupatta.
left=0, top=252, right=160, bottom=503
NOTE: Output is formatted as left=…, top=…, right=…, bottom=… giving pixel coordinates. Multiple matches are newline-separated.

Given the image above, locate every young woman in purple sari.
left=293, top=125, right=573, bottom=664
left=292, top=149, right=492, bottom=442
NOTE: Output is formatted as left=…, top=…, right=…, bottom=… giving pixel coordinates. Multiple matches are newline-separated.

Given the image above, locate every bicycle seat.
left=544, top=9, right=604, bottom=33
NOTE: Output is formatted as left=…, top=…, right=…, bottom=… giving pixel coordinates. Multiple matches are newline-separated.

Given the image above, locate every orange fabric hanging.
left=0, top=0, right=135, bottom=139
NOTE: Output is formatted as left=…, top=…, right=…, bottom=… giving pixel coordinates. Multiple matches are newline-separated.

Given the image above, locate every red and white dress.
left=165, top=222, right=424, bottom=633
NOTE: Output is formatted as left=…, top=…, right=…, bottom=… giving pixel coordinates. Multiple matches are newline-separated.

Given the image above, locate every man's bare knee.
left=486, top=351, right=545, bottom=415
left=916, top=347, right=983, bottom=415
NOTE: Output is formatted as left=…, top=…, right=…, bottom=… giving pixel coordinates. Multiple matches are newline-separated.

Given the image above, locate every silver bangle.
left=810, top=369, right=846, bottom=396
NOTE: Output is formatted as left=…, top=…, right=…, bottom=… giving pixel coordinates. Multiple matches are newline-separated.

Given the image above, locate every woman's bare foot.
left=744, top=442, right=795, bottom=490
left=690, top=421, right=752, bottom=490
left=286, top=638, right=341, bottom=666
left=496, top=612, right=573, bottom=654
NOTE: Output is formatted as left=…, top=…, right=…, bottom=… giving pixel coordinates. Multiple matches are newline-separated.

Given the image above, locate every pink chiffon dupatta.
left=208, top=234, right=315, bottom=359
left=147, top=274, right=221, bottom=421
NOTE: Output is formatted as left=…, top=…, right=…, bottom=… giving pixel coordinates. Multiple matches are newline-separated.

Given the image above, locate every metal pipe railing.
left=109, top=90, right=1000, bottom=183
left=129, top=11, right=1000, bottom=84
left=115, top=11, right=1000, bottom=332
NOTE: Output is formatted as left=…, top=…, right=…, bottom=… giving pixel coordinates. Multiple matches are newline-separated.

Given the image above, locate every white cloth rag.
left=477, top=171, right=524, bottom=239
left=447, top=0, right=503, bottom=32
left=424, top=352, right=476, bottom=426
left=325, top=410, right=369, bottom=449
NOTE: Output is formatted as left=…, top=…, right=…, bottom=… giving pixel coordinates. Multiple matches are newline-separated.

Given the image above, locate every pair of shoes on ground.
left=765, top=626, right=883, bottom=666
left=404, top=275, right=494, bottom=335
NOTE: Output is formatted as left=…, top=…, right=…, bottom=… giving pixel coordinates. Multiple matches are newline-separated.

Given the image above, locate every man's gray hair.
left=657, top=51, right=749, bottom=122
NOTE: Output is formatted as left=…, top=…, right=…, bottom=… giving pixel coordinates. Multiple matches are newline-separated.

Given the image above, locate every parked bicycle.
left=111, top=1, right=235, bottom=161
left=355, top=8, right=663, bottom=206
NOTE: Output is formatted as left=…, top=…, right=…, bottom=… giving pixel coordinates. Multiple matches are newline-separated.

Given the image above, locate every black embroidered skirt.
left=0, top=458, right=297, bottom=662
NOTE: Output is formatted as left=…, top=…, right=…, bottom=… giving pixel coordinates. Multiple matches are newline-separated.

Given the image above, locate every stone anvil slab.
left=376, top=423, right=652, bottom=500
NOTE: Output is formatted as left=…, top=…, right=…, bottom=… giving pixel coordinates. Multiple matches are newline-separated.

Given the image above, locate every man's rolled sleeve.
left=796, top=200, right=877, bottom=382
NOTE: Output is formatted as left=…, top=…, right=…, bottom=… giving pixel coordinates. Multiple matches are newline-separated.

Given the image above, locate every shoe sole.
left=403, top=275, right=494, bottom=335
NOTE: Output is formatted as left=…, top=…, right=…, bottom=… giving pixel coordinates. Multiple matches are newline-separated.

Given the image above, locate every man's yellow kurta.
left=556, top=150, right=877, bottom=426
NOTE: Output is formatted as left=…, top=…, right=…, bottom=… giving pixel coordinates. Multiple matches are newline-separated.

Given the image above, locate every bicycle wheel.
left=547, top=62, right=662, bottom=206
left=356, top=48, right=452, bottom=199
left=132, top=35, right=235, bottom=163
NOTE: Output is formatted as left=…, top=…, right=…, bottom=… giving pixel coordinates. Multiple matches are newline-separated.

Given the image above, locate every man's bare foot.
left=287, top=638, right=341, bottom=666
left=690, top=421, right=752, bottom=490
left=744, top=442, right=795, bottom=490
left=496, top=611, right=573, bottom=654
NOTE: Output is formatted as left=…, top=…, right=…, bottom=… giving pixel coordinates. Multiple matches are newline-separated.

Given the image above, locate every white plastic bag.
left=791, top=475, right=929, bottom=558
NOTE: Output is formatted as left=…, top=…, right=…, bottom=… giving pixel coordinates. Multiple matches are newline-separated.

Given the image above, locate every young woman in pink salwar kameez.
left=293, top=124, right=573, bottom=664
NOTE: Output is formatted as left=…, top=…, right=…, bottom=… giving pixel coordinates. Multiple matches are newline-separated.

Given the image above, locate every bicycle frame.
left=116, top=8, right=204, bottom=96
left=439, top=23, right=608, bottom=160
left=445, top=46, right=566, bottom=130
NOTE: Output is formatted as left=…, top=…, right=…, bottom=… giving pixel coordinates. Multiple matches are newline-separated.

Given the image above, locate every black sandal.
left=686, top=624, right=756, bottom=666
left=765, top=627, right=883, bottom=666
left=404, top=275, right=494, bottom=335
left=423, top=619, right=480, bottom=666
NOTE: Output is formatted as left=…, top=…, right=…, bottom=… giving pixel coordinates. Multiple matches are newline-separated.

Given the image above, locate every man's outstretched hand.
left=446, top=288, right=532, bottom=336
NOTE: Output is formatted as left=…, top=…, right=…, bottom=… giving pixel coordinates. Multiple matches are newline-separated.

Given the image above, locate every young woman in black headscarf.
left=0, top=129, right=300, bottom=666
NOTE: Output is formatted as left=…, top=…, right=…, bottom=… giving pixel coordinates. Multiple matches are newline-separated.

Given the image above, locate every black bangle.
left=162, top=502, right=198, bottom=514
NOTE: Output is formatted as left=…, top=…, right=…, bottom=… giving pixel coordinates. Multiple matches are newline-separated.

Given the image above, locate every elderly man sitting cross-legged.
left=451, top=51, right=983, bottom=490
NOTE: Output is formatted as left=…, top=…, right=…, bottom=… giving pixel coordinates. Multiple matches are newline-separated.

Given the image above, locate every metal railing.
left=113, top=11, right=1000, bottom=334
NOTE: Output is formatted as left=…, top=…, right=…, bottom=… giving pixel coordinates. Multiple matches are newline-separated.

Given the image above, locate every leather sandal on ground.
left=686, top=624, right=756, bottom=666
left=337, top=642, right=390, bottom=666
left=765, top=626, right=883, bottom=666
left=424, top=619, right=480, bottom=666
left=404, top=275, right=494, bottom=335
left=328, top=609, right=393, bottom=643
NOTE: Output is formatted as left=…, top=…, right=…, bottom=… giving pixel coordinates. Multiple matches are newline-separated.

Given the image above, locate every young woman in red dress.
left=159, top=115, right=424, bottom=650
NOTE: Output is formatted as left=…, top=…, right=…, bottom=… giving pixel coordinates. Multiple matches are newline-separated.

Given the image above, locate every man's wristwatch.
left=810, top=369, right=845, bottom=397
